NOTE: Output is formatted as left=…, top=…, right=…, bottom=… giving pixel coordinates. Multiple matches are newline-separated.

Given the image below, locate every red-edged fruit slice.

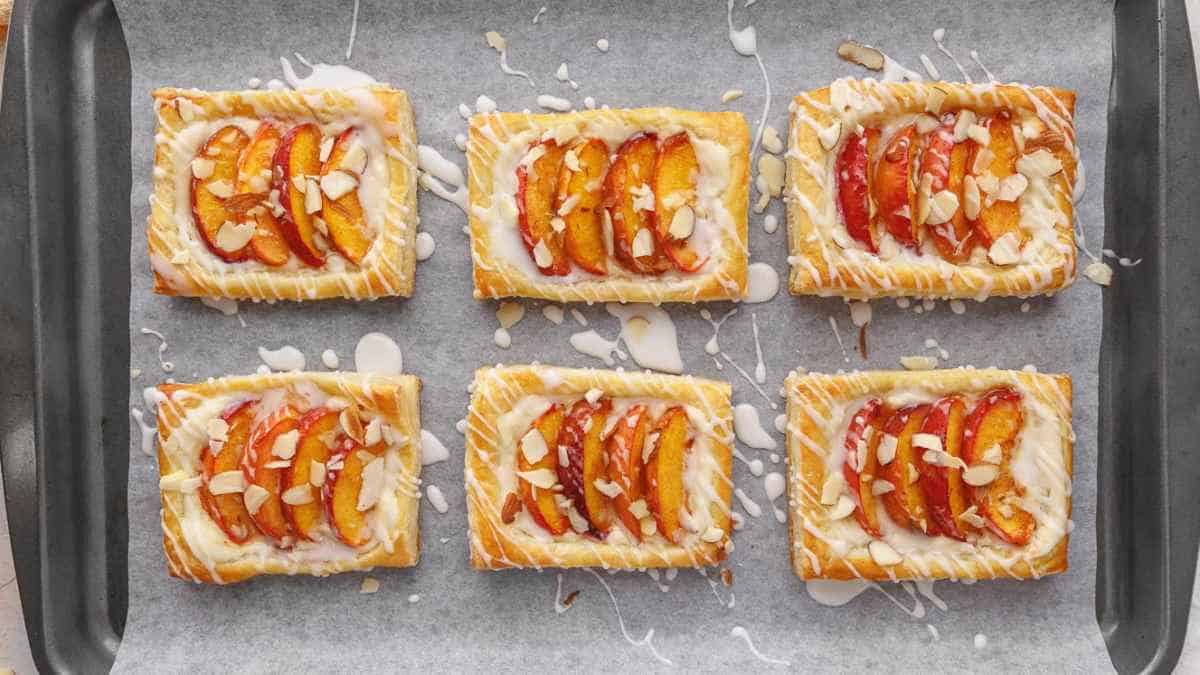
left=842, top=398, right=886, bottom=537
left=878, top=404, right=936, bottom=534
left=556, top=137, right=610, bottom=275
left=967, top=114, right=1028, bottom=251
left=272, top=122, right=326, bottom=267
left=241, top=402, right=301, bottom=543
left=235, top=122, right=290, bottom=266
left=836, top=130, right=878, bottom=252
left=652, top=132, right=707, bottom=272
left=873, top=124, right=920, bottom=249
left=282, top=407, right=339, bottom=541
left=321, top=128, right=372, bottom=263
left=606, top=404, right=651, bottom=540
left=604, top=134, right=671, bottom=275
left=644, top=406, right=690, bottom=543
left=517, top=404, right=570, bottom=535
left=517, top=140, right=570, bottom=276
left=962, top=387, right=1036, bottom=545
left=323, top=437, right=386, bottom=547
left=198, top=399, right=261, bottom=543
left=192, top=126, right=252, bottom=262
left=557, top=398, right=614, bottom=532
left=916, top=396, right=972, bottom=540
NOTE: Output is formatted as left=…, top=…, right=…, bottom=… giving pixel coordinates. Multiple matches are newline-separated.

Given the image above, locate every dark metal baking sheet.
left=0, top=0, right=1197, bottom=672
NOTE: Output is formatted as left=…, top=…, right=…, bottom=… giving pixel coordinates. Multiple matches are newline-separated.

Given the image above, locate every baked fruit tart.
left=465, top=365, right=734, bottom=569
left=155, top=372, right=421, bottom=583
left=468, top=108, right=750, bottom=303
left=786, top=80, right=1078, bottom=299
left=784, top=368, right=1072, bottom=580
left=148, top=87, right=418, bottom=301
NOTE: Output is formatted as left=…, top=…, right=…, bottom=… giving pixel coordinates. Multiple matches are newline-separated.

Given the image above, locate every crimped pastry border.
left=156, top=371, right=421, bottom=584
left=784, top=368, right=1072, bottom=581
left=786, top=80, right=1078, bottom=299
left=468, top=108, right=750, bottom=303
left=465, top=365, right=734, bottom=569
left=148, top=86, right=418, bottom=301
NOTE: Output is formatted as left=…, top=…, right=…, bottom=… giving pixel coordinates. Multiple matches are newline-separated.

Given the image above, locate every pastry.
left=784, top=368, right=1072, bottom=580
left=786, top=80, right=1078, bottom=299
left=155, top=372, right=421, bottom=584
left=465, top=365, right=734, bottom=569
left=468, top=108, right=750, bottom=303
left=147, top=86, right=418, bottom=301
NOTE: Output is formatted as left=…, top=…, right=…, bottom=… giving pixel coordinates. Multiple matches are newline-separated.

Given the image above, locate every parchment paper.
left=114, top=1, right=1113, bottom=671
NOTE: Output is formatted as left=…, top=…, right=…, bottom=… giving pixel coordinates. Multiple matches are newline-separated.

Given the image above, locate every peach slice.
left=323, top=438, right=386, bottom=548
left=192, top=126, right=252, bottom=262
left=878, top=404, right=935, bottom=534
left=198, top=400, right=261, bottom=543
left=517, top=405, right=570, bottom=535
left=841, top=398, right=886, bottom=537
left=874, top=124, right=920, bottom=249
left=606, top=404, right=650, bottom=540
left=653, top=133, right=708, bottom=272
left=235, top=122, right=290, bottom=266
left=645, top=406, right=690, bottom=543
left=272, top=123, right=326, bottom=267
left=963, top=388, right=1036, bottom=545
left=604, top=134, right=671, bottom=275
left=557, top=398, right=614, bottom=532
left=916, top=396, right=971, bottom=540
left=321, top=128, right=373, bottom=263
left=517, top=140, right=570, bottom=276
left=242, top=403, right=301, bottom=543
left=283, top=407, right=339, bottom=541
left=836, top=131, right=877, bottom=253
left=967, top=115, right=1028, bottom=250
left=556, top=138, right=610, bottom=275
left=921, top=115, right=975, bottom=262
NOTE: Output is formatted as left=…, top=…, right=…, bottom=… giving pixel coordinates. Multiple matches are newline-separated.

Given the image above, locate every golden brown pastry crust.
left=156, top=372, right=421, bottom=584
left=785, top=368, right=1072, bottom=581
left=465, top=365, right=734, bottom=569
left=148, top=86, right=418, bottom=301
left=468, top=108, right=749, bottom=303
left=786, top=80, right=1078, bottom=299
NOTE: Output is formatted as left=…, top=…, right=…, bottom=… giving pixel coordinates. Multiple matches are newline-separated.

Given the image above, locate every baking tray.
left=0, top=0, right=1196, bottom=672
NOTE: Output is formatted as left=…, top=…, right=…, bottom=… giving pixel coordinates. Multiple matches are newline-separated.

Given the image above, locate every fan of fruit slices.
left=506, top=397, right=725, bottom=546
left=190, top=122, right=375, bottom=267
left=832, top=386, right=1036, bottom=546
left=197, top=393, right=402, bottom=550
left=515, top=131, right=709, bottom=277
left=833, top=106, right=1069, bottom=265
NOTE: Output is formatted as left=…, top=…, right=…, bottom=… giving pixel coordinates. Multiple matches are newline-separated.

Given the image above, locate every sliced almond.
left=758, top=154, right=786, bottom=196
left=924, top=190, right=959, bottom=226
left=700, top=526, right=725, bottom=543
left=911, top=433, right=943, bottom=453
left=996, top=173, right=1029, bottom=202
left=871, top=479, right=896, bottom=495
left=208, top=470, right=246, bottom=495
left=914, top=113, right=941, bottom=135
left=836, top=40, right=884, bottom=70
left=987, top=232, right=1022, bottom=266
left=281, top=484, right=314, bottom=506
left=668, top=205, right=696, bottom=240
left=206, top=418, right=229, bottom=443
left=550, top=216, right=567, bottom=233
left=340, top=143, right=368, bottom=175
left=828, top=494, right=856, bottom=521
left=963, top=175, right=981, bottom=221
left=356, top=457, right=385, bottom=511
left=868, top=540, right=903, bottom=566
left=191, top=158, right=215, bottom=180
left=761, top=125, right=784, bottom=154
left=953, top=110, right=977, bottom=142
left=959, top=504, right=987, bottom=528
left=501, top=492, right=522, bottom=524
left=818, top=121, right=843, bottom=151
left=916, top=172, right=934, bottom=226
left=363, top=417, right=383, bottom=447
left=320, top=170, right=358, bottom=201
left=304, top=177, right=322, bottom=214
left=309, top=460, right=327, bottom=488
left=631, top=228, right=654, bottom=258
left=1016, top=149, right=1063, bottom=179
left=318, top=136, right=335, bottom=162
left=532, top=239, right=555, bottom=267
left=567, top=506, right=591, bottom=533
left=520, top=428, right=549, bottom=464
left=925, top=86, right=949, bottom=115
left=340, top=407, right=366, bottom=444
left=981, top=444, right=1003, bottom=465
left=966, top=124, right=991, bottom=146
left=819, top=473, right=844, bottom=505
left=628, top=498, right=650, bottom=520
left=641, top=517, right=659, bottom=538
left=593, top=478, right=623, bottom=498
left=214, top=221, right=255, bottom=253
left=721, top=89, right=745, bottom=103
left=516, top=468, right=558, bottom=490
left=962, top=463, right=1000, bottom=487
left=243, top=484, right=270, bottom=515
left=584, top=388, right=604, bottom=404
left=876, top=434, right=899, bottom=464
left=899, top=355, right=938, bottom=371
left=272, top=429, right=300, bottom=459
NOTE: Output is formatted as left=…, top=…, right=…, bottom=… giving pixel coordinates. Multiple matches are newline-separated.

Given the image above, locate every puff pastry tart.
left=155, top=372, right=422, bottom=584
left=468, top=108, right=750, bottom=303
left=148, top=86, right=418, bottom=301
left=465, top=365, right=734, bottom=569
left=786, top=80, right=1079, bottom=299
left=784, top=368, right=1072, bottom=581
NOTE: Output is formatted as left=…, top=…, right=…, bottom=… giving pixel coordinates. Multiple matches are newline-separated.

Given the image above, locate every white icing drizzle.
left=354, top=332, right=402, bottom=375
left=345, top=0, right=360, bottom=60
left=744, top=262, right=779, bottom=303
left=415, top=232, right=436, bottom=261
left=280, top=54, right=377, bottom=89
left=484, top=31, right=536, bottom=87
left=725, top=0, right=771, bottom=159
left=721, top=353, right=777, bottom=409
left=733, top=404, right=777, bottom=449
left=131, top=407, right=156, bottom=456
left=140, top=328, right=175, bottom=372
left=426, top=485, right=449, bottom=513
left=585, top=569, right=672, bottom=665
left=606, top=304, right=683, bottom=374
left=764, top=471, right=786, bottom=523
left=200, top=297, right=238, bottom=316
left=569, top=330, right=626, bottom=366
left=828, top=317, right=850, bottom=363
left=531, top=5, right=547, bottom=24
left=417, top=145, right=469, bottom=213
left=420, top=429, right=450, bottom=465
left=932, top=28, right=972, bottom=82
left=258, top=345, right=305, bottom=372
left=731, top=626, right=791, bottom=666
left=321, top=349, right=339, bottom=369
left=700, top=307, right=738, bottom=356
left=751, top=313, right=766, bottom=383
left=734, top=487, right=763, bottom=518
